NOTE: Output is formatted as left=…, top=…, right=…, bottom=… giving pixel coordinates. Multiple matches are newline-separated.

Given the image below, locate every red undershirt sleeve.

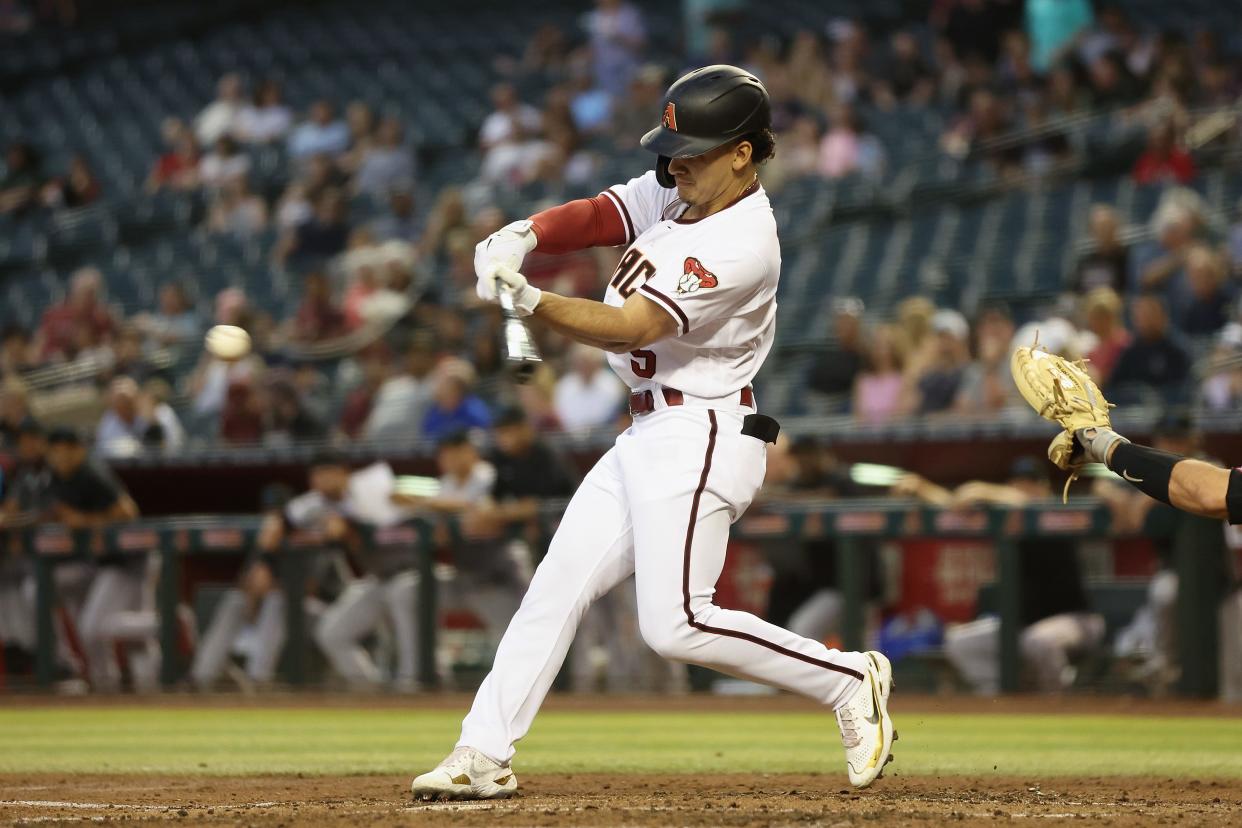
left=529, top=194, right=629, bottom=254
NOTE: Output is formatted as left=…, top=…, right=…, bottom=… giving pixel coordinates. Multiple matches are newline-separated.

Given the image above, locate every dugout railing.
left=10, top=499, right=1225, bottom=696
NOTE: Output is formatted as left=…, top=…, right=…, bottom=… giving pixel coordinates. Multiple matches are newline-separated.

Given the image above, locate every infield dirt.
left=2, top=772, right=1240, bottom=826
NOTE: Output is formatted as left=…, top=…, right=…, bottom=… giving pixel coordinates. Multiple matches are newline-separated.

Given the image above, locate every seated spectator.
left=338, top=351, right=389, bottom=439
left=422, top=359, right=491, bottom=440
left=236, top=79, right=293, bottom=145
left=586, top=0, right=646, bottom=98
left=131, top=281, right=200, bottom=346
left=276, top=189, right=350, bottom=270
left=138, top=378, right=185, bottom=453
left=288, top=100, right=350, bottom=161
left=1136, top=200, right=1197, bottom=295
left=817, top=104, right=883, bottom=179
left=1132, top=119, right=1196, bottom=186
left=369, top=189, right=419, bottom=244
left=188, top=288, right=261, bottom=425
left=553, top=345, right=626, bottom=433
left=146, top=119, right=199, bottom=193
left=289, top=271, right=346, bottom=343
left=340, top=100, right=377, bottom=172
left=206, top=175, right=268, bottom=239
left=1178, top=245, right=1232, bottom=336
left=1109, top=295, right=1191, bottom=402
left=765, top=116, right=820, bottom=190
left=912, top=309, right=970, bottom=415
left=42, top=155, right=100, bottom=209
left=896, top=458, right=1104, bottom=694
left=0, top=325, right=36, bottom=376
left=940, top=89, right=1016, bottom=170
left=853, top=325, right=906, bottom=423
left=808, top=297, right=866, bottom=401
left=1202, top=324, right=1242, bottom=412
left=198, top=136, right=250, bottom=190
left=275, top=181, right=313, bottom=231
left=872, top=29, right=934, bottom=107
left=479, top=82, right=542, bottom=184
left=341, top=246, right=383, bottom=329
left=1069, top=204, right=1129, bottom=294
left=954, top=305, right=1019, bottom=414
left=95, top=377, right=148, bottom=457
left=1081, top=287, right=1131, bottom=385
left=194, top=73, right=244, bottom=147
left=0, top=379, right=30, bottom=450
left=363, top=338, right=438, bottom=442
left=35, top=267, right=115, bottom=361
left=109, top=325, right=155, bottom=385
left=354, top=118, right=414, bottom=198
left=265, top=378, right=325, bottom=444
left=218, top=377, right=264, bottom=444
left=0, top=142, right=43, bottom=215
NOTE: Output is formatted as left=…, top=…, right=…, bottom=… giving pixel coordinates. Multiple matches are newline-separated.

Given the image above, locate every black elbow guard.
left=1107, top=442, right=1181, bottom=506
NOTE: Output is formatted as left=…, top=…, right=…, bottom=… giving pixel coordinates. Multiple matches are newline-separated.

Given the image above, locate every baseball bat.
left=496, top=278, right=541, bottom=384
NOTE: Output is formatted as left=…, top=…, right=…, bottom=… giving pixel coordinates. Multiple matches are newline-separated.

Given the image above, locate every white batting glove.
left=475, top=219, right=537, bottom=302
left=490, top=265, right=542, bottom=316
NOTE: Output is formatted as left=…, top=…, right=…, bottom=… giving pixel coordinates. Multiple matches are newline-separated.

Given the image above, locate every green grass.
left=2, top=707, right=1240, bottom=778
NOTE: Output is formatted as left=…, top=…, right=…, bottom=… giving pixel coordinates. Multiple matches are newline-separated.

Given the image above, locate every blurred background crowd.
left=1, top=0, right=1242, bottom=696
left=0, top=0, right=1240, bottom=456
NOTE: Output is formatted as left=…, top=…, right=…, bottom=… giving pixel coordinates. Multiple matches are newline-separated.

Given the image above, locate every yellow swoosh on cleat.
left=494, top=775, right=513, bottom=786
left=451, top=774, right=471, bottom=785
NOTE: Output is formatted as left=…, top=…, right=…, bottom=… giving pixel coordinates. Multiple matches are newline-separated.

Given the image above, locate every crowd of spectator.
left=2, top=0, right=1242, bottom=465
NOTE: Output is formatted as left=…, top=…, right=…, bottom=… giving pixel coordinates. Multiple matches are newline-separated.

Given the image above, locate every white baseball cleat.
left=836, top=650, right=897, bottom=788
left=411, top=746, right=519, bottom=801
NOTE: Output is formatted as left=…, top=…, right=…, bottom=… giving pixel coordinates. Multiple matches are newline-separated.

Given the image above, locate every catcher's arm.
left=1091, top=437, right=1232, bottom=521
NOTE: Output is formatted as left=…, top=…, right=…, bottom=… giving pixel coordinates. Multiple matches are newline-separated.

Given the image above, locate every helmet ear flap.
left=655, top=155, right=674, bottom=188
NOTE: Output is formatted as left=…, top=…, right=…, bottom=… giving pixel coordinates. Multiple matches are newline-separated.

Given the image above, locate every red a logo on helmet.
left=662, top=102, right=678, bottom=131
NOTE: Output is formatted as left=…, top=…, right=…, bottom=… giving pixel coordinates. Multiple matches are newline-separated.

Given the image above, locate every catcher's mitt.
left=1010, top=341, right=1113, bottom=433
left=1011, top=340, right=1115, bottom=502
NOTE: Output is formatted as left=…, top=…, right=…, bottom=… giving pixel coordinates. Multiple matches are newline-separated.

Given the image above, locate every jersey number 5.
left=630, top=349, right=656, bottom=378
left=610, top=248, right=657, bottom=298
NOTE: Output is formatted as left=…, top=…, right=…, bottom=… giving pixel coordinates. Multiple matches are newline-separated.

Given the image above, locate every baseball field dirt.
left=2, top=695, right=1240, bottom=826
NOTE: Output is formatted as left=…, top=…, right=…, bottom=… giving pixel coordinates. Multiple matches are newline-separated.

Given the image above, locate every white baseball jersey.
left=598, top=171, right=780, bottom=398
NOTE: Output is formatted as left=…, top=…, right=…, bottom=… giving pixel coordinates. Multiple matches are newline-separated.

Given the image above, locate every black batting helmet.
left=640, top=64, right=771, bottom=188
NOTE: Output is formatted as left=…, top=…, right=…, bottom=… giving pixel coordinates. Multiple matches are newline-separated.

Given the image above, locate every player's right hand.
left=475, top=219, right=537, bottom=301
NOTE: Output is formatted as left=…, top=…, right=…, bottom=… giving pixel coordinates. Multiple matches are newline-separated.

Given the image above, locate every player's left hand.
left=474, top=220, right=537, bottom=299
left=481, top=265, right=542, bottom=317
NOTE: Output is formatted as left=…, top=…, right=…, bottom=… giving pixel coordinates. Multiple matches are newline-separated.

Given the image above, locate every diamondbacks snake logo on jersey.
left=678, top=257, right=718, bottom=294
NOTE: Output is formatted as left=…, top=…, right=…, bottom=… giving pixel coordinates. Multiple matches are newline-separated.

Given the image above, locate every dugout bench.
left=14, top=498, right=1225, bottom=696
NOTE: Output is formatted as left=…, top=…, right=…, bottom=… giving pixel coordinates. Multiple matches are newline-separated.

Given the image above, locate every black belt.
left=626, top=385, right=779, bottom=444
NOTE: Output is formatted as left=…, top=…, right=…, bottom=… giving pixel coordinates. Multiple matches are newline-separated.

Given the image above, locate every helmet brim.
left=639, top=125, right=728, bottom=159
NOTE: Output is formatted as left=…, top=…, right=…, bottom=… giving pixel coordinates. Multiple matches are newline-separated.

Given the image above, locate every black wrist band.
left=1107, top=442, right=1183, bottom=506
left=1225, top=469, right=1242, bottom=525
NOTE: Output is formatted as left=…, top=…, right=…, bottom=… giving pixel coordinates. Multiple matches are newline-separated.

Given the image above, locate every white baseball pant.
left=458, top=405, right=868, bottom=763
left=78, top=559, right=157, bottom=692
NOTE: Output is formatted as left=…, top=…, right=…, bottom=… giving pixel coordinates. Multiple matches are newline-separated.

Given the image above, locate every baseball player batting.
left=411, top=65, right=896, bottom=801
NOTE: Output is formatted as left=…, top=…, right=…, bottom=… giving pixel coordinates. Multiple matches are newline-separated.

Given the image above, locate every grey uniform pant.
left=78, top=560, right=159, bottom=692
left=190, top=588, right=286, bottom=688
left=945, top=612, right=1105, bottom=694
left=314, top=570, right=522, bottom=686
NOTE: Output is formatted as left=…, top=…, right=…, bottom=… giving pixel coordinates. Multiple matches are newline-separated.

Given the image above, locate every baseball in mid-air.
left=205, top=325, right=251, bottom=360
